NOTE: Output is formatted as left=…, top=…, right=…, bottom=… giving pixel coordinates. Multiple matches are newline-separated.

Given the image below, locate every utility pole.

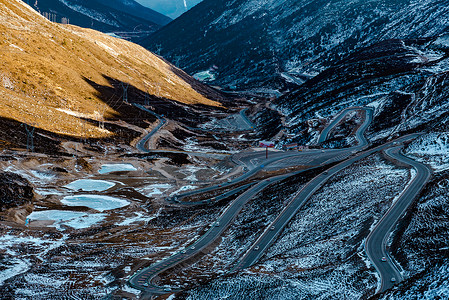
left=153, top=82, right=161, bottom=98
left=121, top=82, right=129, bottom=104
left=144, top=86, right=150, bottom=106
left=23, top=123, right=37, bottom=152
left=155, top=44, right=162, bottom=55
left=98, top=104, right=107, bottom=130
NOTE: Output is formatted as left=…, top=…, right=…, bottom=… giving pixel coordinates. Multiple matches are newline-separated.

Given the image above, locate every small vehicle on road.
left=391, top=277, right=396, bottom=282
left=270, top=226, right=275, bottom=230
left=381, top=257, right=387, bottom=262
left=254, top=246, right=260, bottom=251
left=215, top=222, right=220, bottom=227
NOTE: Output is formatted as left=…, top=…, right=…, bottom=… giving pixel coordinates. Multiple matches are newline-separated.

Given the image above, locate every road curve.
left=318, top=107, right=373, bottom=144
left=170, top=107, right=373, bottom=204
left=365, top=146, right=432, bottom=292
left=129, top=171, right=304, bottom=295
left=233, top=135, right=421, bottom=270
left=128, top=106, right=376, bottom=295
left=134, top=103, right=167, bottom=152
left=239, top=108, right=255, bottom=129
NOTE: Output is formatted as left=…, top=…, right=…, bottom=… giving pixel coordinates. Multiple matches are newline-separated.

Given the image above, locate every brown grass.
left=0, top=0, right=221, bottom=139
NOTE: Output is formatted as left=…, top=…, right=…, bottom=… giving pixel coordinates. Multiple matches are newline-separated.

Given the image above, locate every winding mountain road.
left=129, top=105, right=429, bottom=297
left=129, top=107, right=375, bottom=295
left=233, top=134, right=421, bottom=271
left=169, top=108, right=373, bottom=204
left=365, top=146, right=432, bottom=292
left=134, top=103, right=167, bottom=153
left=318, top=106, right=373, bottom=144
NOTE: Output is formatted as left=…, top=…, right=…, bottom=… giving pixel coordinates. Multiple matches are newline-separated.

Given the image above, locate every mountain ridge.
left=145, top=0, right=449, bottom=91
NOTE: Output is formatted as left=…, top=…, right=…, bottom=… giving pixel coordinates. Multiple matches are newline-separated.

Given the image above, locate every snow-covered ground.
left=117, top=211, right=159, bottom=226
left=136, top=183, right=173, bottom=197
left=405, top=133, right=449, bottom=172
left=0, top=233, right=66, bottom=287
left=169, top=185, right=197, bottom=196
left=28, top=210, right=106, bottom=230
left=185, top=154, right=410, bottom=299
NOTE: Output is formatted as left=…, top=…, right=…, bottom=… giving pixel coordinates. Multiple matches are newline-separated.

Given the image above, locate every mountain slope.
left=0, top=0, right=221, bottom=144
left=144, top=0, right=449, bottom=90
left=28, top=0, right=171, bottom=42
left=136, top=0, right=203, bottom=19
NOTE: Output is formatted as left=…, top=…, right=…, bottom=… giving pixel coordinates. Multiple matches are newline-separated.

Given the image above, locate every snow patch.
left=405, top=133, right=449, bottom=172
left=136, top=183, right=172, bottom=197
left=28, top=210, right=106, bottom=230
left=170, top=185, right=196, bottom=196
left=117, top=211, right=158, bottom=226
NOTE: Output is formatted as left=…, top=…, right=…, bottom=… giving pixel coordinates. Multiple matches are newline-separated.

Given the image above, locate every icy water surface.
left=61, top=195, right=130, bottom=212
left=98, top=163, right=137, bottom=174
left=64, top=179, right=115, bottom=192
left=28, top=210, right=106, bottom=230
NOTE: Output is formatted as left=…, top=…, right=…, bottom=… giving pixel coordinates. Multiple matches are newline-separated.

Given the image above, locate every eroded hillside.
left=0, top=0, right=221, bottom=141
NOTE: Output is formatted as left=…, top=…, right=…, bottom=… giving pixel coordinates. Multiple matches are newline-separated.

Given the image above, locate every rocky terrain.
left=145, top=0, right=449, bottom=91
left=0, top=0, right=230, bottom=153
left=1, top=0, right=449, bottom=299
left=0, top=172, right=34, bottom=211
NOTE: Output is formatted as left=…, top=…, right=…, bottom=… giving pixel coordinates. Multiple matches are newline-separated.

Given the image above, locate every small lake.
left=61, top=195, right=130, bottom=212
left=64, top=179, right=115, bottom=192
left=98, top=164, right=137, bottom=174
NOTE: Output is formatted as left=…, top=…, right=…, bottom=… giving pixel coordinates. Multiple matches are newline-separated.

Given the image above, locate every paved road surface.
left=318, top=107, right=373, bottom=144
left=172, top=108, right=373, bottom=203
left=365, top=146, right=432, bottom=292
left=129, top=171, right=302, bottom=296
left=134, top=104, right=167, bottom=152
left=130, top=104, right=429, bottom=296
left=129, top=107, right=375, bottom=295
left=233, top=134, right=421, bottom=271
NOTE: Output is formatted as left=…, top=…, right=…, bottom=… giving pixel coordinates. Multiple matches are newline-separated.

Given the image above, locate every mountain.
left=274, top=37, right=449, bottom=145
left=179, top=36, right=449, bottom=300
left=135, top=0, right=203, bottom=19
left=27, top=0, right=171, bottom=42
left=0, top=0, right=221, bottom=152
left=144, top=0, right=449, bottom=91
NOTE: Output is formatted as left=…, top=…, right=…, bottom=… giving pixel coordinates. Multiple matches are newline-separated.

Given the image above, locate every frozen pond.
left=28, top=210, right=106, bottom=230
left=64, top=179, right=115, bottom=192
left=61, top=195, right=130, bottom=212
left=98, top=163, right=137, bottom=174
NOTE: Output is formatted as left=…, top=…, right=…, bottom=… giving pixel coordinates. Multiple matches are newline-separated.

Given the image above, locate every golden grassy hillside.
left=0, top=0, right=221, bottom=139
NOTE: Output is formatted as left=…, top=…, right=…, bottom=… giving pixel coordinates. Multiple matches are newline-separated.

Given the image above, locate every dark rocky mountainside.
left=0, top=172, right=34, bottom=211
left=145, top=0, right=449, bottom=91
left=274, top=36, right=449, bottom=146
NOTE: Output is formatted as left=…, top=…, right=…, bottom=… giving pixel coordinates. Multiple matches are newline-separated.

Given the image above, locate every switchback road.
left=129, top=107, right=376, bottom=296
left=233, top=134, right=421, bottom=271
left=365, top=146, right=432, bottom=292
left=169, top=108, right=373, bottom=204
